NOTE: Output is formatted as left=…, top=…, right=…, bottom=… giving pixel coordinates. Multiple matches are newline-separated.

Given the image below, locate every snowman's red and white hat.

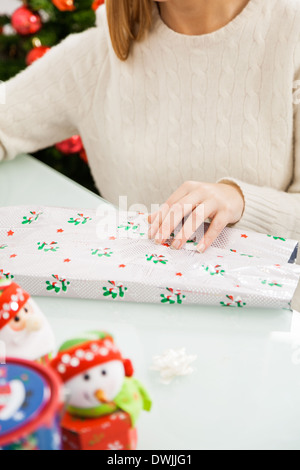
left=51, top=332, right=134, bottom=382
left=0, top=282, right=30, bottom=330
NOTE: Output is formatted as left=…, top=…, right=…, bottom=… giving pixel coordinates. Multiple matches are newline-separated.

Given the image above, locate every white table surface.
left=1, top=154, right=300, bottom=450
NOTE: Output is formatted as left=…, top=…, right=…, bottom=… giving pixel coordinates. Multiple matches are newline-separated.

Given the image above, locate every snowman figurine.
left=51, top=331, right=151, bottom=426
left=0, top=281, right=55, bottom=363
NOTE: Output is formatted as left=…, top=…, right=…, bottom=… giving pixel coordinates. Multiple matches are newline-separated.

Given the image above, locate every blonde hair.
left=106, top=0, right=154, bottom=61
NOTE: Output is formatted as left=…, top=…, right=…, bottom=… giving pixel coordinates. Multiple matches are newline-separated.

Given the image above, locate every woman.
left=0, top=0, right=299, bottom=255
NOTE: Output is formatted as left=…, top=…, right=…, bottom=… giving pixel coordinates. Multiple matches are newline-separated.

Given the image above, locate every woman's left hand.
left=148, top=181, right=245, bottom=253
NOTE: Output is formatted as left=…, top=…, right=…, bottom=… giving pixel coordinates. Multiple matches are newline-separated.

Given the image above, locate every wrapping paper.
left=61, top=411, right=137, bottom=450
left=0, top=206, right=299, bottom=309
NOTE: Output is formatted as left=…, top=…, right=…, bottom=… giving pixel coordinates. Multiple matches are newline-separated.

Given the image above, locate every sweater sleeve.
left=218, top=84, right=300, bottom=244
left=0, top=25, right=106, bottom=161
left=218, top=174, right=300, bottom=241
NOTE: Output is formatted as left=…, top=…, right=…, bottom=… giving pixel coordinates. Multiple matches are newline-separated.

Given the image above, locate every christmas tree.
left=0, top=0, right=104, bottom=193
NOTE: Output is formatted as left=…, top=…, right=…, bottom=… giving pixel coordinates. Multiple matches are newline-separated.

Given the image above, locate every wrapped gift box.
left=61, top=411, right=138, bottom=451
left=0, top=205, right=299, bottom=309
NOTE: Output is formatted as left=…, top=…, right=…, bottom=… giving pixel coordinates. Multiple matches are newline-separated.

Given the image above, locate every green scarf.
left=67, top=377, right=152, bottom=426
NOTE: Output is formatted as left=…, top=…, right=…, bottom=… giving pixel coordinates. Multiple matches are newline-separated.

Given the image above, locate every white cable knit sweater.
left=0, top=0, right=300, bottom=244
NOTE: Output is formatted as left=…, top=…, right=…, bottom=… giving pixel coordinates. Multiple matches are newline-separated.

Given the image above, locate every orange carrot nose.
left=26, top=316, right=42, bottom=332
left=94, top=389, right=108, bottom=403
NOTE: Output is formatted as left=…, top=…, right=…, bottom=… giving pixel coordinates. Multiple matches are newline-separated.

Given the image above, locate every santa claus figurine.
left=50, top=331, right=152, bottom=426
left=0, top=280, right=55, bottom=363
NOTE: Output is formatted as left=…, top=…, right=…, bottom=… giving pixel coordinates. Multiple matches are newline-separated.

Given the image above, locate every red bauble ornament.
left=56, top=136, right=84, bottom=155
left=52, top=0, right=76, bottom=12
left=11, top=6, right=42, bottom=36
left=92, top=0, right=105, bottom=11
left=26, top=46, right=51, bottom=66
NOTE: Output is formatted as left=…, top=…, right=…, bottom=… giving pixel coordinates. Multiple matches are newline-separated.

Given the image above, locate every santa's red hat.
left=50, top=331, right=134, bottom=383
left=0, top=282, right=30, bottom=330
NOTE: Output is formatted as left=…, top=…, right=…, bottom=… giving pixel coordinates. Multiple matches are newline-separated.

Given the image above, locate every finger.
left=164, top=182, right=192, bottom=207
left=196, top=211, right=229, bottom=253
left=148, top=212, right=158, bottom=224
left=171, top=199, right=217, bottom=250
left=154, top=191, right=205, bottom=243
left=148, top=203, right=171, bottom=239
left=148, top=183, right=191, bottom=238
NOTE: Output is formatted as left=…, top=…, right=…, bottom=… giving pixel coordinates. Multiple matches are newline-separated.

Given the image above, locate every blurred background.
left=0, top=0, right=103, bottom=194
left=0, top=1, right=21, bottom=14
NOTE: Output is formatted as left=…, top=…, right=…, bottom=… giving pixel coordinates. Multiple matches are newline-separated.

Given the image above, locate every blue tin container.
left=0, top=358, right=62, bottom=450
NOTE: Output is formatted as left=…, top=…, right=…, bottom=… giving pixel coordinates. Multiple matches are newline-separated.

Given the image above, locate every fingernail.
left=171, top=240, right=182, bottom=250
left=197, top=243, right=205, bottom=253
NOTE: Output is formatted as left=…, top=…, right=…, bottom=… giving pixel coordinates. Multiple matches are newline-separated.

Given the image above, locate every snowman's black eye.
left=83, top=374, right=90, bottom=381
left=14, top=316, right=20, bottom=323
left=24, top=308, right=28, bottom=313
left=101, top=370, right=107, bottom=376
